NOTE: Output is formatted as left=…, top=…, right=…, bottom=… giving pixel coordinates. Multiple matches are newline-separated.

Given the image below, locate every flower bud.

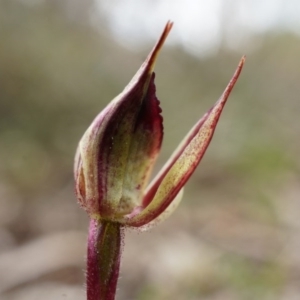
left=75, top=22, right=173, bottom=220
left=74, top=21, right=245, bottom=229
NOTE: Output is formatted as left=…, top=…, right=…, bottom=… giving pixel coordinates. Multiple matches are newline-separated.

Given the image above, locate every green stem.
left=87, top=219, right=123, bottom=300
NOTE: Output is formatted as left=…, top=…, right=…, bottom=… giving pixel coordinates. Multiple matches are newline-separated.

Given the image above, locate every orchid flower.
left=74, top=21, right=245, bottom=300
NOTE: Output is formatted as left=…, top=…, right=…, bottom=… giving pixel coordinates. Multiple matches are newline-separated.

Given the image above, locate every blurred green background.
left=0, top=1, right=300, bottom=299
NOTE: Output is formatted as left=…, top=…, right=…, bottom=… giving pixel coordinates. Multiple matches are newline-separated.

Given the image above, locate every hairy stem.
left=87, top=219, right=123, bottom=300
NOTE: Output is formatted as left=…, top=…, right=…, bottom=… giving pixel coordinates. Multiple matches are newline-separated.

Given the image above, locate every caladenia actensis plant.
left=74, top=21, right=245, bottom=300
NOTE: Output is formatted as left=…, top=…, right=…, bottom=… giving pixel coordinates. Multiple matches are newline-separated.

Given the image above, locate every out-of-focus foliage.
left=0, top=1, right=300, bottom=300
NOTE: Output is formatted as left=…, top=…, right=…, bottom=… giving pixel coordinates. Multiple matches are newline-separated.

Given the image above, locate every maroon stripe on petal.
left=97, top=85, right=146, bottom=216
left=118, top=73, right=164, bottom=213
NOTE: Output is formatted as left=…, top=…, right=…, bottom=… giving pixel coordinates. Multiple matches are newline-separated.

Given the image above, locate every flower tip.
left=234, top=55, right=246, bottom=79
left=165, top=20, right=174, bottom=33
left=219, top=56, right=245, bottom=107
left=155, top=20, right=173, bottom=53
left=148, top=21, right=173, bottom=72
left=160, top=21, right=173, bottom=42
left=239, top=55, right=246, bottom=69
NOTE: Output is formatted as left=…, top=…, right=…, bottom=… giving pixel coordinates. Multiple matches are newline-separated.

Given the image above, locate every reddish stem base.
left=87, top=219, right=123, bottom=300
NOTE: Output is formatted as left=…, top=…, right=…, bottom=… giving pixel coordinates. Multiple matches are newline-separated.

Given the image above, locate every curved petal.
left=77, top=22, right=173, bottom=218
left=126, top=56, right=245, bottom=227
